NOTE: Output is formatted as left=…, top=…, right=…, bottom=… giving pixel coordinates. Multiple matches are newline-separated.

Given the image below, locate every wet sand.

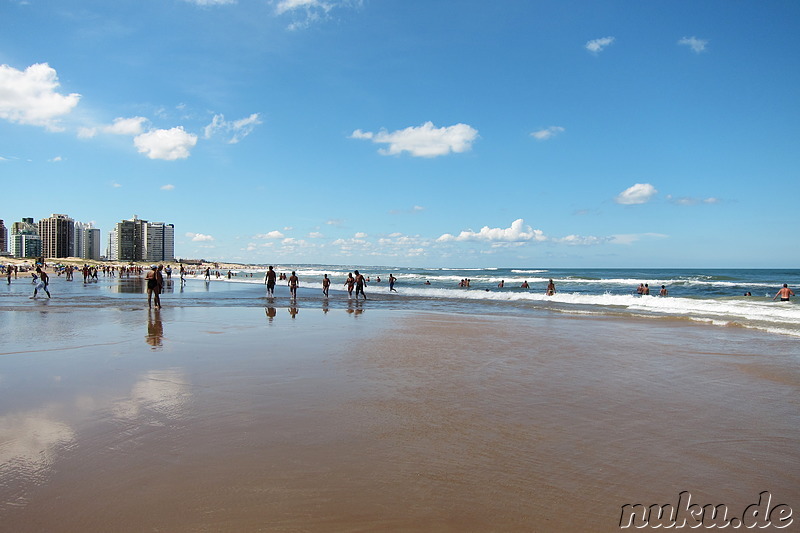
left=0, top=306, right=798, bottom=531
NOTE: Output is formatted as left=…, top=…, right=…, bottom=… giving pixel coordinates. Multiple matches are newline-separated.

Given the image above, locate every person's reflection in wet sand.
left=346, top=300, right=364, bottom=317
left=322, top=300, right=329, bottom=314
left=265, top=307, right=276, bottom=324
left=288, top=307, right=299, bottom=319
left=146, top=309, right=164, bottom=349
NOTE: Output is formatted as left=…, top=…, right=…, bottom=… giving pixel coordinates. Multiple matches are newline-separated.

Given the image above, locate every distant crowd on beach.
left=3, top=262, right=796, bottom=306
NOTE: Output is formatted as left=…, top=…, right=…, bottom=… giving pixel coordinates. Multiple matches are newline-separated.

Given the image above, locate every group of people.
left=484, top=278, right=557, bottom=295
left=264, top=266, right=373, bottom=300
left=636, top=283, right=669, bottom=296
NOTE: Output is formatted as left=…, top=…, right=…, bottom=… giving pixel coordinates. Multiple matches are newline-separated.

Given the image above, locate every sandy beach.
left=1, top=277, right=797, bottom=531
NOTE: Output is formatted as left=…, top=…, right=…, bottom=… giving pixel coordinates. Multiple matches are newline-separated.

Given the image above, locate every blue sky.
left=1, top=0, right=797, bottom=268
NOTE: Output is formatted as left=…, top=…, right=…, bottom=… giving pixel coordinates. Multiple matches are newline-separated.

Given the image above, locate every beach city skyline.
left=1, top=1, right=797, bottom=269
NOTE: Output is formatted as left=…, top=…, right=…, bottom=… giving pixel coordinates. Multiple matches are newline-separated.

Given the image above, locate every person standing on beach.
left=6, top=265, right=11, bottom=285
left=31, top=267, right=50, bottom=299
left=145, top=265, right=161, bottom=308
left=354, top=270, right=367, bottom=300
left=322, top=274, right=331, bottom=297
left=546, top=279, right=556, bottom=296
left=179, top=264, right=186, bottom=285
left=288, top=271, right=299, bottom=300
left=265, top=266, right=277, bottom=297
left=204, top=267, right=211, bottom=281
left=773, top=284, right=795, bottom=302
left=156, top=265, right=165, bottom=307
left=344, top=273, right=355, bottom=298
left=389, top=274, right=397, bottom=292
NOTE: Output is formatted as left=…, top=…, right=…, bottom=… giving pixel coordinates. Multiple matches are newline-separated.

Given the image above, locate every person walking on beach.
left=145, top=265, right=161, bottom=308
left=322, top=274, right=331, bottom=297
left=6, top=265, right=11, bottom=285
left=179, top=264, right=186, bottom=285
left=288, top=271, right=299, bottom=300
left=204, top=267, right=211, bottom=281
left=31, top=267, right=50, bottom=299
left=546, top=279, right=556, bottom=296
left=156, top=265, right=165, bottom=307
left=344, top=272, right=355, bottom=298
left=354, top=270, right=367, bottom=300
left=389, top=274, right=397, bottom=292
left=265, top=266, right=277, bottom=297
left=773, top=284, right=795, bottom=302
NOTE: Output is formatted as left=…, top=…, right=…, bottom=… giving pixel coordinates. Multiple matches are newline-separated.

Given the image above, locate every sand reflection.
left=146, top=309, right=164, bottom=349
left=112, top=369, right=190, bottom=422
left=0, top=409, right=76, bottom=486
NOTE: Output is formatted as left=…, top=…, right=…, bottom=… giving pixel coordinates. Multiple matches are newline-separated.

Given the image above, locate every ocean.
left=87, top=265, right=800, bottom=338
left=3, top=265, right=798, bottom=337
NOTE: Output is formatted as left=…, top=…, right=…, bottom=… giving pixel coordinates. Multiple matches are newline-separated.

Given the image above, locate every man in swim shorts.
left=773, top=284, right=795, bottom=302
left=31, top=267, right=51, bottom=299
left=145, top=265, right=161, bottom=308
left=354, top=270, right=367, bottom=300
left=265, top=265, right=276, bottom=297
left=288, top=271, right=299, bottom=300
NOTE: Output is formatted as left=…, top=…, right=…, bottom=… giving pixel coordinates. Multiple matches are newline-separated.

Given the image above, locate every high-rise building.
left=144, top=222, right=175, bottom=262
left=0, top=219, right=7, bottom=255
left=39, top=214, right=74, bottom=258
left=86, top=227, right=101, bottom=260
left=109, top=216, right=174, bottom=262
left=107, top=229, right=118, bottom=261
left=112, top=216, right=147, bottom=261
left=74, top=222, right=102, bottom=260
left=10, top=218, right=42, bottom=258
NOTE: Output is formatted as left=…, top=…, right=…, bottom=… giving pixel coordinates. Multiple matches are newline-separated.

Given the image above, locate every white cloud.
left=609, top=233, right=669, bottom=245
left=437, top=219, right=546, bottom=243
left=666, top=195, right=720, bottom=206
left=276, top=0, right=327, bottom=15
left=531, top=126, right=565, bottom=141
left=203, top=113, right=261, bottom=143
left=678, top=36, right=708, bottom=53
left=354, top=232, right=368, bottom=239
left=275, top=0, right=358, bottom=30
left=326, top=218, right=344, bottom=226
left=112, top=182, right=122, bottom=188
left=49, top=156, right=63, bottom=162
left=308, top=231, right=324, bottom=238
left=0, top=62, right=81, bottom=131
left=254, top=230, right=284, bottom=239
left=555, top=235, right=608, bottom=246
left=160, top=184, right=175, bottom=191
left=134, top=127, right=198, bottom=160
left=77, top=126, right=97, bottom=138
left=186, top=232, right=214, bottom=242
left=585, top=36, right=615, bottom=53
left=615, top=183, right=658, bottom=205
left=352, top=121, right=479, bottom=158
left=104, top=116, right=148, bottom=136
